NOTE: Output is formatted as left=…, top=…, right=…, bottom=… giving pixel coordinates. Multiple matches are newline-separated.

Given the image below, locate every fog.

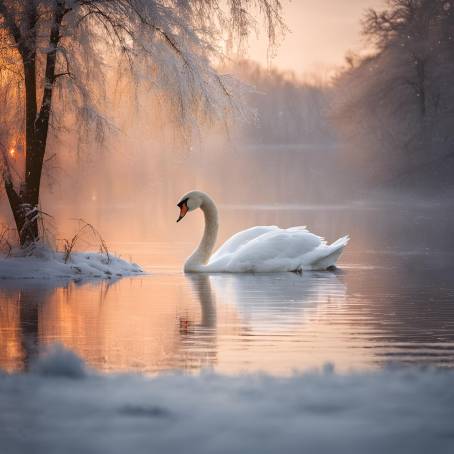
left=1, top=59, right=451, bottom=253
left=1, top=1, right=453, bottom=254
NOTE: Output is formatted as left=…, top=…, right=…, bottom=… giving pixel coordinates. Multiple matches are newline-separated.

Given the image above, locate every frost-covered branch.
left=0, top=0, right=284, bottom=246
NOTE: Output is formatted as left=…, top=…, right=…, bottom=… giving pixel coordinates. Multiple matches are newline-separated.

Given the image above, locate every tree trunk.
left=415, top=57, right=426, bottom=117
left=1, top=1, right=66, bottom=247
left=4, top=138, right=45, bottom=246
left=4, top=181, right=37, bottom=246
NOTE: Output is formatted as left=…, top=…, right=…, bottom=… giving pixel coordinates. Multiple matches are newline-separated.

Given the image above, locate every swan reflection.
left=177, top=274, right=218, bottom=370
left=206, top=272, right=346, bottom=331
left=186, top=274, right=216, bottom=329
left=182, top=271, right=348, bottom=373
left=1, top=271, right=347, bottom=374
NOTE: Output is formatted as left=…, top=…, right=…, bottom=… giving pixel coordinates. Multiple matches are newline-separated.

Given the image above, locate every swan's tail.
left=312, top=235, right=350, bottom=270
left=330, top=235, right=350, bottom=250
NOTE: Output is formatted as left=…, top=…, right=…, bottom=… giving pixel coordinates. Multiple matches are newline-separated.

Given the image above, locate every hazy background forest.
left=1, top=0, right=452, bottom=244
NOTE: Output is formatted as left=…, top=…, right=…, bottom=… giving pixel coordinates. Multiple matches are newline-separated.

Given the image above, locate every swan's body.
left=177, top=191, right=349, bottom=273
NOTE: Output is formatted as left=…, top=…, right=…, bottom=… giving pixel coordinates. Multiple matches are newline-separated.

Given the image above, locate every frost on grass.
left=0, top=345, right=453, bottom=454
left=0, top=219, right=143, bottom=280
left=0, top=245, right=142, bottom=280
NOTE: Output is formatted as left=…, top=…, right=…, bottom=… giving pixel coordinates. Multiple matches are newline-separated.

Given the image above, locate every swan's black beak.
left=177, top=201, right=188, bottom=222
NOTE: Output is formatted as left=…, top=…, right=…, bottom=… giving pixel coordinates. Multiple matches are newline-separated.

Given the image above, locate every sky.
left=247, top=0, right=386, bottom=76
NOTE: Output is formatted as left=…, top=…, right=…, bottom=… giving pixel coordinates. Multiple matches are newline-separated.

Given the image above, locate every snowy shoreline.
left=0, top=249, right=143, bottom=280
left=1, top=346, right=453, bottom=454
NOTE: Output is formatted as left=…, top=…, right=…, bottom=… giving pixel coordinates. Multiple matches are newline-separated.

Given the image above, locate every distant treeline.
left=228, top=60, right=335, bottom=146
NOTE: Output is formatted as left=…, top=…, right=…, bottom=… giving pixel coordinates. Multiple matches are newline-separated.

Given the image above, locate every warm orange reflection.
left=38, top=277, right=209, bottom=373
left=0, top=292, right=22, bottom=372
left=0, top=270, right=368, bottom=375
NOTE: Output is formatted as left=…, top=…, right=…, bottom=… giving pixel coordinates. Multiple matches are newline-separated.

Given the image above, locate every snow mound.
left=0, top=346, right=453, bottom=454
left=0, top=247, right=143, bottom=280
left=30, top=344, right=87, bottom=378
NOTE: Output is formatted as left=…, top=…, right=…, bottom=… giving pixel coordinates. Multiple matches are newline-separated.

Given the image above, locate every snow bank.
left=29, top=344, right=87, bottom=378
left=0, top=247, right=143, bottom=280
left=0, top=346, right=453, bottom=454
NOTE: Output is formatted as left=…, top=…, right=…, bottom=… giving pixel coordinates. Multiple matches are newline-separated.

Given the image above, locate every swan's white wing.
left=210, top=226, right=280, bottom=262
left=207, top=226, right=325, bottom=272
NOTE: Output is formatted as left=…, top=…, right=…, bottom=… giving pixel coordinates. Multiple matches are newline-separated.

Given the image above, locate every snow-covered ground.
left=0, top=248, right=143, bottom=280
left=1, top=345, right=453, bottom=454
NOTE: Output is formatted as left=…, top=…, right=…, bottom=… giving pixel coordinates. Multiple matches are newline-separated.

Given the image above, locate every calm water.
left=1, top=202, right=453, bottom=375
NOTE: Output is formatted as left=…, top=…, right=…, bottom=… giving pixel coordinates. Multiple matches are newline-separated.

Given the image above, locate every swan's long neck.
left=184, top=195, right=218, bottom=271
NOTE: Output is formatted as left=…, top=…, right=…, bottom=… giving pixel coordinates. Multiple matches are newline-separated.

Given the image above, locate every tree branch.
left=36, top=1, right=67, bottom=131
left=0, top=1, right=23, bottom=51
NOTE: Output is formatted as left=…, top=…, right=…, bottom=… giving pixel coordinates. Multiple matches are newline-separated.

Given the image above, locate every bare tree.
left=0, top=0, right=284, bottom=246
left=331, top=0, right=454, bottom=184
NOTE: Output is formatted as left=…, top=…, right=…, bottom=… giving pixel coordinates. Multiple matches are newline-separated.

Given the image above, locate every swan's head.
left=176, top=191, right=206, bottom=222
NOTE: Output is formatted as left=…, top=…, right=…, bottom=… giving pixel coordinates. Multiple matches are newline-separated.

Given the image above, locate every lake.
left=1, top=200, right=453, bottom=375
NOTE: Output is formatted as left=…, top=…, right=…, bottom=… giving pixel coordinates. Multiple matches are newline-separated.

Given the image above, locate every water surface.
left=1, top=202, right=453, bottom=375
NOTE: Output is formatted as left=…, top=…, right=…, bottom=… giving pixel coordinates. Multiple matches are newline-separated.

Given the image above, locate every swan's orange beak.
left=177, top=202, right=188, bottom=222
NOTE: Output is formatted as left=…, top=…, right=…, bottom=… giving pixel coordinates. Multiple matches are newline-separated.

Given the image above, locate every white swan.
left=177, top=191, right=349, bottom=273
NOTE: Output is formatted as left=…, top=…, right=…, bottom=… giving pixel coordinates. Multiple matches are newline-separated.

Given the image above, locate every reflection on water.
left=210, top=272, right=345, bottom=330
left=1, top=203, right=454, bottom=375
left=1, top=259, right=453, bottom=374
left=0, top=272, right=348, bottom=374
